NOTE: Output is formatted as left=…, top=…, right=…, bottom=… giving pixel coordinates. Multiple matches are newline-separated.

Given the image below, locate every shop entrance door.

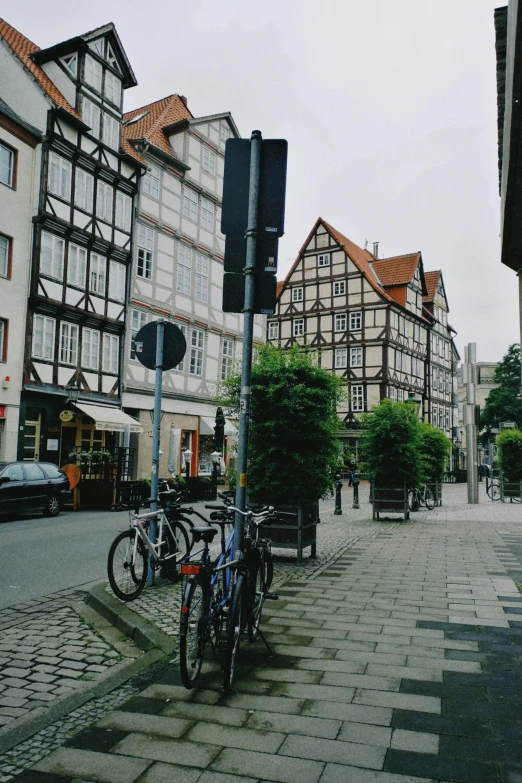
left=23, top=415, right=41, bottom=461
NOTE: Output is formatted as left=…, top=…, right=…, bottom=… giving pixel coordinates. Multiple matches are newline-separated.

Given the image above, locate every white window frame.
left=32, top=315, right=55, bottom=361
left=82, top=97, right=101, bottom=138
left=0, top=143, right=14, bottom=187
left=61, top=53, right=77, bottom=76
left=130, top=309, right=148, bottom=360
left=174, top=322, right=187, bottom=372
left=195, top=253, right=209, bottom=303
left=143, top=163, right=160, bottom=199
left=102, top=113, right=120, bottom=151
left=335, top=348, right=347, bottom=369
left=59, top=322, right=79, bottom=365
left=202, top=146, right=216, bottom=174
left=268, top=321, right=279, bottom=340
left=350, top=347, right=363, bottom=367
left=102, top=333, right=119, bottom=374
left=333, top=280, right=346, bottom=296
left=200, top=198, right=215, bottom=231
left=389, top=386, right=397, bottom=402
left=183, top=187, right=198, bottom=222
left=82, top=327, right=100, bottom=370
left=351, top=385, right=364, bottom=412
left=292, top=287, right=303, bottom=302
left=109, top=260, right=126, bottom=302
left=90, top=252, right=106, bottom=295
left=350, top=311, right=362, bottom=331
left=318, top=253, right=330, bottom=267
left=85, top=54, right=102, bottom=92
left=293, top=318, right=305, bottom=337
left=137, top=224, right=153, bottom=280
left=41, top=231, right=65, bottom=280
left=0, top=234, right=10, bottom=278
left=177, top=244, right=192, bottom=295
left=221, top=338, right=234, bottom=380
left=48, top=153, right=71, bottom=201
left=115, top=191, right=132, bottom=232
left=75, top=168, right=94, bottom=213
left=335, top=313, right=347, bottom=332
left=0, top=318, right=6, bottom=362
left=67, top=243, right=87, bottom=289
left=220, top=124, right=231, bottom=143
left=96, top=180, right=113, bottom=223
left=189, top=328, right=204, bottom=376
left=104, top=69, right=121, bottom=106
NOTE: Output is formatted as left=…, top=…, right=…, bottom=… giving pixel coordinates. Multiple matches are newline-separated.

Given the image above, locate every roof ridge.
left=145, top=95, right=183, bottom=141
left=124, top=93, right=180, bottom=119
left=375, top=251, right=420, bottom=262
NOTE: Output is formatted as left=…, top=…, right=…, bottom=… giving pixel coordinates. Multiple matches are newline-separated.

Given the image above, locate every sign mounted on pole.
left=134, top=321, right=187, bottom=371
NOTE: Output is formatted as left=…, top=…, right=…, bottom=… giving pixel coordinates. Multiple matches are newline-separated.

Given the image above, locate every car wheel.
left=44, top=494, right=60, bottom=517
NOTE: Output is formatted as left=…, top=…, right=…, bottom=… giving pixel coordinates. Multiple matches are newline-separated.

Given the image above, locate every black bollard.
left=334, top=473, right=343, bottom=515
left=352, top=472, right=360, bottom=509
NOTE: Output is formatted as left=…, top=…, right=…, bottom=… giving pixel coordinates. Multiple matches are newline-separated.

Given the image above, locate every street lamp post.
left=211, top=450, right=221, bottom=500
left=334, top=473, right=343, bottom=515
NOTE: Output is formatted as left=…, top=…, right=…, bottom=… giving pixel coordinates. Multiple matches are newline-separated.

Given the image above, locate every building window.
left=0, top=234, right=10, bottom=278
left=85, top=54, right=102, bottom=91
left=292, top=287, right=303, bottom=302
left=189, top=328, right=204, bottom=376
left=0, top=142, right=14, bottom=188
left=61, top=53, right=77, bottom=76
left=221, top=338, right=234, bottom=380
left=82, top=97, right=101, bottom=138
left=130, top=310, right=147, bottom=360
left=350, top=347, right=363, bottom=367
left=195, top=253, right=209, bottom=303
left=109, top=260, right=126, bottom=302
left=445, top=409, right=450, bottom=431
left=32, top=315, right=55, bottom=360
left=59, top=322, right=79, bottom=365
left=41, top=231, right=64, bottom=280
left=96, top=180, right=113, bottom=223
left=221, top=125, right=231, bottom=143
left=432, top=409, right=438, bottom=428
left=82, top=327, right=100, bottom=370
left=318, top=253, right=330, bottom=267
left=293, top=318, right=304, bottom=337
left=175, top=322, right=187, bottom=371
left=333, top=280, right=346, bottom=296
left=75, top=168, right=94, bottom=212
left=90, top=253, right=106, bottom=295
left=351, top=385, right=364, bottom=412
left=350, top=311, right=362, bottom=331
left=177, top=244, right=192, bottom=295
left=0, top=319, right=7, bottom=361
left=115, top=191, right=132, bottom=232
left=67, top=243, right=87, bottom=289
left=48, top=153, right=71, bottom=201
left=143, top=163, right=160, bottom=199
left=202, top=146, right=216, bottom=174
left=389, top=386, right=397, bottom=402
left=335, top=348, right=347, bottom=368
left=200, top=198, right=215, bottom=231
left=335, top=313, right=347, bottom=332
left=102, top=113, right=120, bottom=150
left=103, top=333, right=119, bottom=374
left=414, top=323, right=420, bottom=343
left=183, top=187, right=198, bottom=221
left=104, top=70, right=121, bottom=106
left=137, top=224, right=153, bottom=279
left=268, top=321, right=279, bottom=340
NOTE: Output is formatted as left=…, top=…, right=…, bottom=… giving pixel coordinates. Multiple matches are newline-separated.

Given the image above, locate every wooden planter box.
left=503, top=480, right=522, bottom=502
left=372, top=485, right=409, bottom=520
left=259, top=501, right=319, bottom=563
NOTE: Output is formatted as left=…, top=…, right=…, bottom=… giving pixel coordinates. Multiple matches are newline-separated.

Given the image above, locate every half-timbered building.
left=0, top=19, right=144, bottom=464
left=122, top=97, right=255, bottom=478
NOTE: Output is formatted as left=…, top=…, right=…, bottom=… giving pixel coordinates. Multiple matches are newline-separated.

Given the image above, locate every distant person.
left=348, top=453, right=357, bottom=487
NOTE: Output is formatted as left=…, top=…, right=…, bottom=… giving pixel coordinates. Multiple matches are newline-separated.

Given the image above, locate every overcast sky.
left=6, top=0, right=517, bottom=362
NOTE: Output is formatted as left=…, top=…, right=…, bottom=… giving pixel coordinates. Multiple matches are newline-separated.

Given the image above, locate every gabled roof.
left=123, top=94, right=194, bottom=159
left=423, top=270, right=441, bottom=302
left=371, top=253, right=420, bottom=287
left=0, top=18, right=144, bottom=166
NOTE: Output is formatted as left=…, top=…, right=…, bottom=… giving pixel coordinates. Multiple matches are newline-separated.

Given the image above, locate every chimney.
left=179, top=95, right=188, bottom=107
left=373, top=241, right=379, bottom=258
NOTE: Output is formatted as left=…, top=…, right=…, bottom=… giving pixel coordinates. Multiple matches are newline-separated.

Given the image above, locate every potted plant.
left=359, top=399, right=421, bottom=520
left=497, top=428, right=522, bottom=501
left=417, top=421, right=451, bottom=506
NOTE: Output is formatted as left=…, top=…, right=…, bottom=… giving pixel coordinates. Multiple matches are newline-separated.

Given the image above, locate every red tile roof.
left=0, top=18, right=144, bottom=166
left=371, top=253, right=420, bottom=287
left=423, top=270, right=441, bottom=301
left=123, top=94, right=193, bottom=158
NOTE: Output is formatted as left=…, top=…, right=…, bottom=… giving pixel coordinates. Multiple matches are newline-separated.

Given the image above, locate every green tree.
left=497, top=429, right=522, bottom=481
left=417, top=421, right=451, bottom=483
left=481, top=344, right=522, bottom=429
left=359, top=399, right=421, bottom=488
left=221, top=344, right=343, bottom=505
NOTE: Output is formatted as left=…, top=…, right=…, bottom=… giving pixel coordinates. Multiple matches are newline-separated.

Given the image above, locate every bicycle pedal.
left=265, top=592, right=279, bottom=600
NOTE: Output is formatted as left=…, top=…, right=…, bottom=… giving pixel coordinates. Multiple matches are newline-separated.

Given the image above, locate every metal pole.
left=334, top=474, right=343, bottom=515
left=234, top=130, right=262, bottom=555
left=148, top=318, right=164, bottom=586
left=465, top=342, right=479, bottom=504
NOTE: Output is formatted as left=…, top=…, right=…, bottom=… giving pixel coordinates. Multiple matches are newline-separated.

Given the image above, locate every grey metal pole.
left=148, top=318, right=164, bottom=586
left=234, top=130, right=262, bottom=554
left=464, top=342, right=479, bottom=504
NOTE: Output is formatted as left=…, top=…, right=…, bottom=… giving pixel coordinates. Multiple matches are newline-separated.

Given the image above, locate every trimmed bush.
left=417, top=422, right=451, bottom=483
left=497, top=429, right=522, bottom=481
left=359, top=399, right=421, bottom=488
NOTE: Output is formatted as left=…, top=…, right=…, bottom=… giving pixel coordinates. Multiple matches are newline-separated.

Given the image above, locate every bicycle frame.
left=128, top=508, right=178, bottom=566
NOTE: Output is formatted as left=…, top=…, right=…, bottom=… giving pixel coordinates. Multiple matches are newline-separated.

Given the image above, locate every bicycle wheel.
left=179, top=577, right=206, bottom=689
left=408, top=489, right=420, bottom=512
left=161, top=521, right=191, bottom=582
left=424, top=487, right=435, bottom=511
left=490, top=482, right=501, bottom=501
left=248, top=547, right=271, bottom=642
left=223, top=573, right=247, bottom=692
left=107, top=530, right=147, bottom=602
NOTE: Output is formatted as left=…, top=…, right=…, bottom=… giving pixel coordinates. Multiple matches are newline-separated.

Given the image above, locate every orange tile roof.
left=123, top=94, right=193, bottom=158
left=423, top=270, right=441, bottom=301
left=371, top=253, right=421, bottom=287
left=0, top=18, right=145, bottom=166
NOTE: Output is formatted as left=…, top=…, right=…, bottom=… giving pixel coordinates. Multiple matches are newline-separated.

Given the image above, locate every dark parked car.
left=0, top=461, right=72, bottom=517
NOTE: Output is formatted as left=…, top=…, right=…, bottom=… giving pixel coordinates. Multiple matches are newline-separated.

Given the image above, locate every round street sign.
left=134, top=321, right=187, bottom=371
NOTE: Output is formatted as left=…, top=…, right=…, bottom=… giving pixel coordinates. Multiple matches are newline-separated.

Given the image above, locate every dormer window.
left=102, top=113, right=120, bottom=151
left=61, top=53, right=77, bottom=77
left=85, top=54, right=102, bottom=92
left=105, top=70, right=121, bottom=107
left=82, top=97, right=101, bottom=138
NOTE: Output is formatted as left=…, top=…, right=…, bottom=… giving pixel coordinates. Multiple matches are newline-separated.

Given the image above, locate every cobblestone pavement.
left=2, top=481, right=522, bottom=782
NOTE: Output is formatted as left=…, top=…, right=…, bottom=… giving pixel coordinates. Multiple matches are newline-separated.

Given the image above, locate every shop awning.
left=74, top=403, right=143, bottom=433
left=200, top=416, right=237, bottom=437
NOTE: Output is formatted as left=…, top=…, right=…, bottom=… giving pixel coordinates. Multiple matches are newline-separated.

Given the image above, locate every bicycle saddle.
left=192, top=526, right=218, bottom=543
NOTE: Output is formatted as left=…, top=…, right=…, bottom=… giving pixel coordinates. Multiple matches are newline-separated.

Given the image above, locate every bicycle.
left=408, top=484, right=435, bottom=512
left=107, top=496, right=193, bottom=602
left=486, top=476, right=502, bottom=501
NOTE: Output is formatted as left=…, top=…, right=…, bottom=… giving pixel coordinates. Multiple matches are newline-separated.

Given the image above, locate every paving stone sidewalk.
left=3, top=482, right=522, bottom=783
